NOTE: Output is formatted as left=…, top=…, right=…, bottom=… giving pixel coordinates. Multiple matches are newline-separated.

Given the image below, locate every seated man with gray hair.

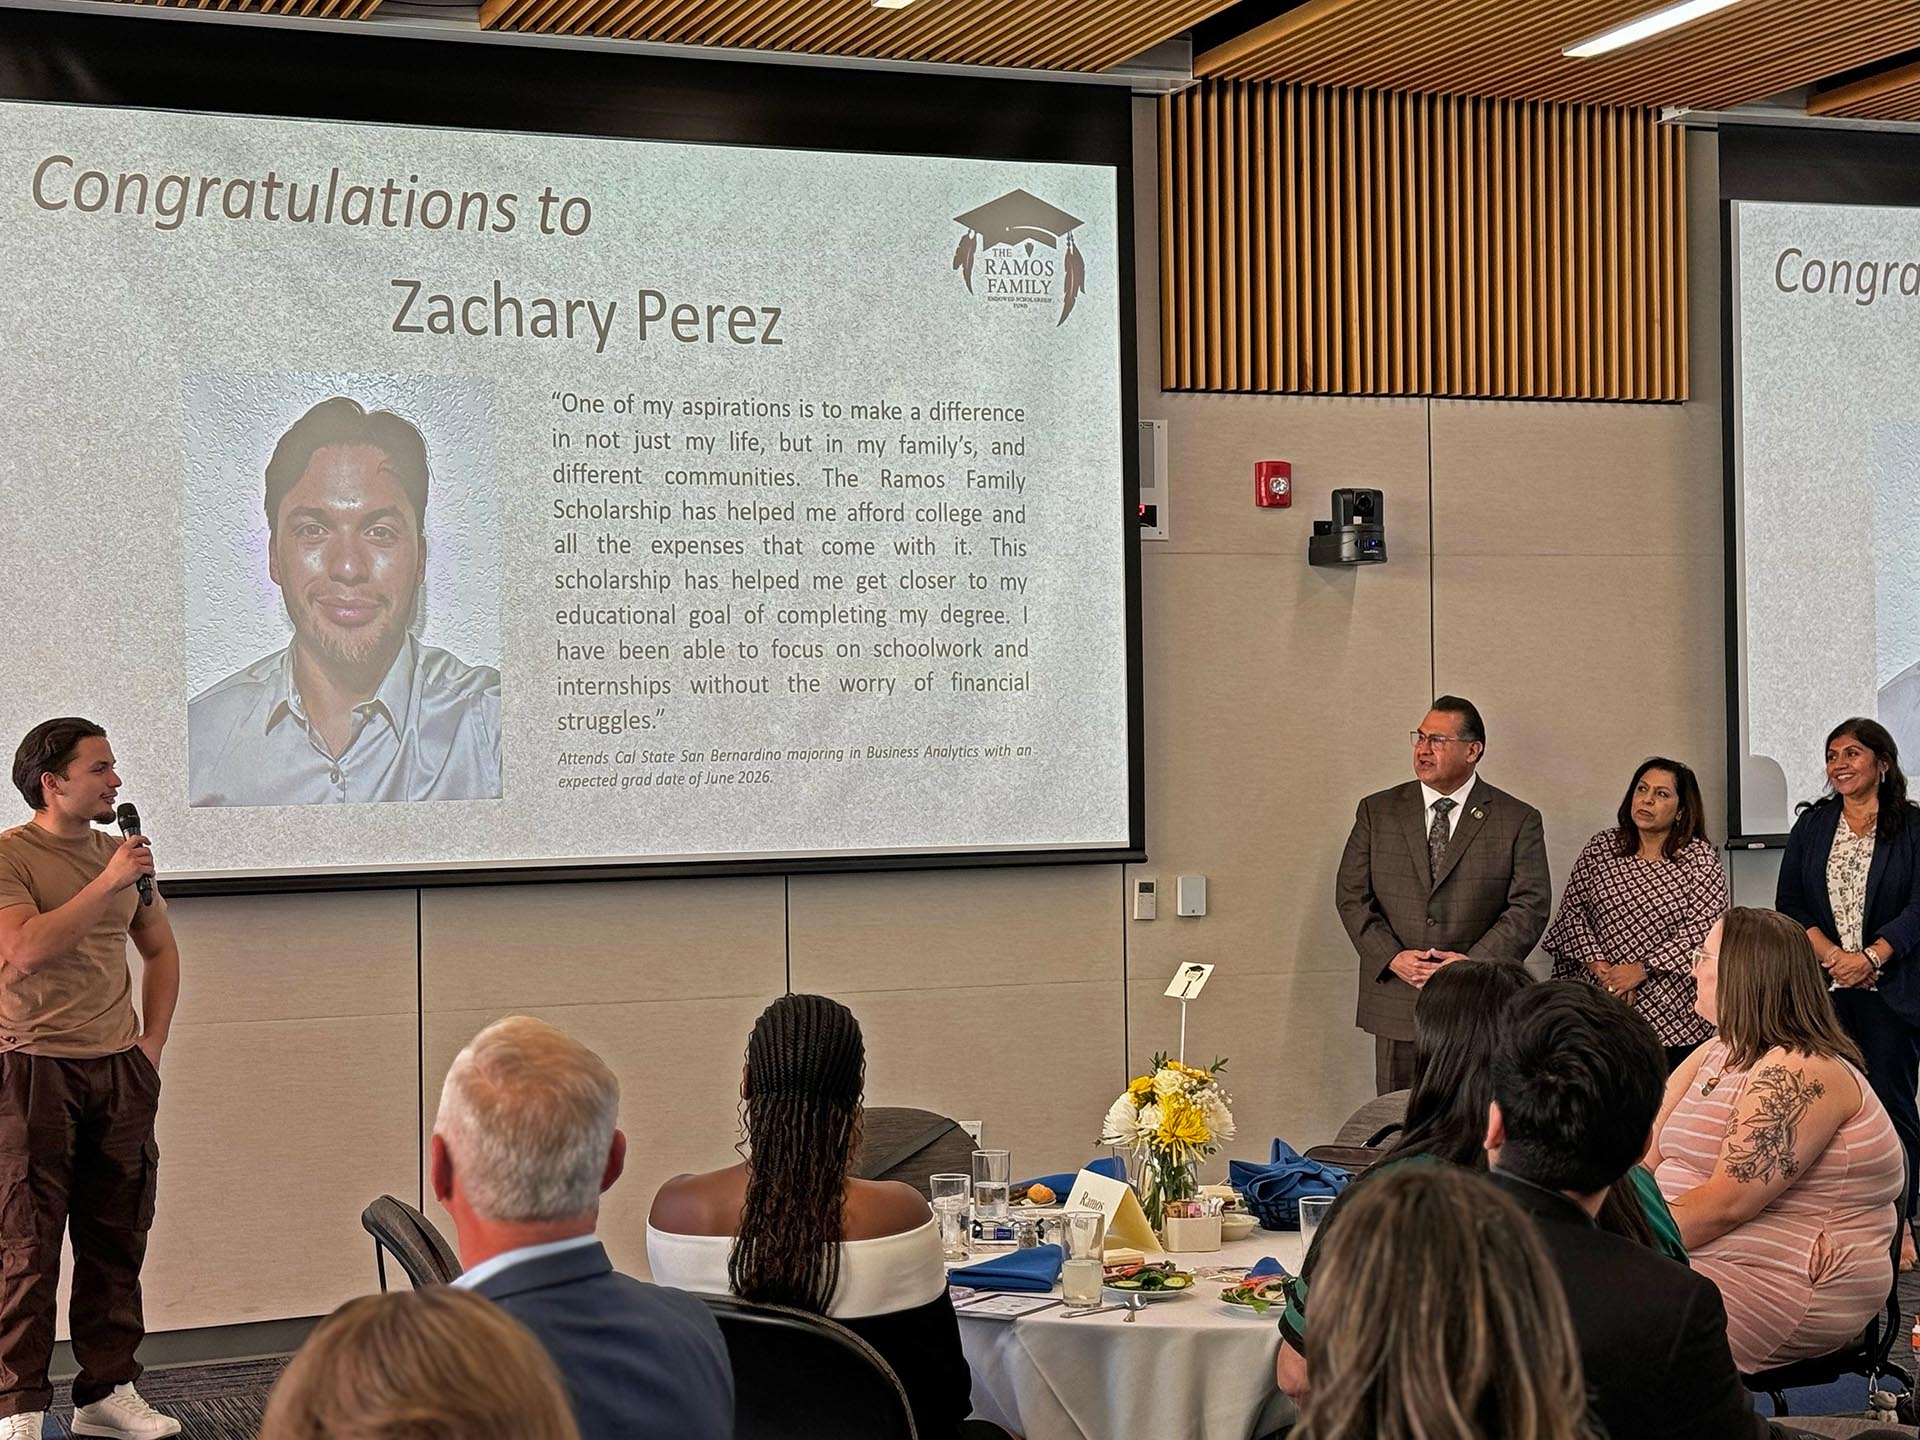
left=432, top=1016, right=733, bottom=1439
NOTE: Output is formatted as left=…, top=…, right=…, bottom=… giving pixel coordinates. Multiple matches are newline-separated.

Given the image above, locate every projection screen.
left=0, top=33, right=1140, bottom=889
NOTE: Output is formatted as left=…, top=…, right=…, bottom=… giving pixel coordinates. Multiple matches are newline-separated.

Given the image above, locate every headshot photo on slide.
left=183, top=375, right=502, bottom=807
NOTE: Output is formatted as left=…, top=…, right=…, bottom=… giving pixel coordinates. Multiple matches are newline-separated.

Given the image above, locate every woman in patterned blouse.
left=1544, top=757, right=1726, bottom=1072
left=1777, top=718, right=1920, bottom=1267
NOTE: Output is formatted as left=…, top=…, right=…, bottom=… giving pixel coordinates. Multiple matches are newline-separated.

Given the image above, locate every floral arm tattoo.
left=1725, top=1065, right=1826, bottom=1184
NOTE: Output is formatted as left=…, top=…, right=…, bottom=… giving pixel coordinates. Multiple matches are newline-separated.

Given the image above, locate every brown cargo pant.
left=0, top=1048, right=160, bottom=1416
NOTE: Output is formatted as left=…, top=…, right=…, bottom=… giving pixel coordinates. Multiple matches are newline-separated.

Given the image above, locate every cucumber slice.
left=1162, top=1274, right=1192, bottom=1290
left=1109, top=1277, right=1143, bottom=1290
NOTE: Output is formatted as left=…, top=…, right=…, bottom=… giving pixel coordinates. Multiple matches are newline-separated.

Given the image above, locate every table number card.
left=1064, top=1168, right=1163, bottom=1254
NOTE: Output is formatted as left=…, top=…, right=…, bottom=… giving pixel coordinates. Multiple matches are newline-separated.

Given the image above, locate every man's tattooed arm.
left=1725, top=1065, right=1826, bottom=1184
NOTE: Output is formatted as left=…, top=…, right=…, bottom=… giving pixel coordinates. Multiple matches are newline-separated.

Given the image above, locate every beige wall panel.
left=1428, top=399, right=1718, bottom=557
left=1432, top=553, right=1725, bottom=907
left=799, top=981, right=1126, bottom=1186
left=1128, top=548, right=1432, bottom=980
left=786, top=866, right=1121, bottom=993
left=1126, top=967, right=1372, bottom=1181
left=141, top=1014, right=418, bottom=1330
left=422, top=996, right=773, bottom=1281
left=419, top=878, right=785, bottom=1010
left=1146, top=393, right=1433, bottom=556
left=162, top=890, right=417, bottom=1025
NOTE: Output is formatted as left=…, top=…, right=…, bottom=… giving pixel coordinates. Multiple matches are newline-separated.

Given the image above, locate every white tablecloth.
left=957, top=1231, right=1306, bottom=1440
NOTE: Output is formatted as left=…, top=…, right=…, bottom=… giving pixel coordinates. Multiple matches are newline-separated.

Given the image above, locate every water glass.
left=972, top=1150, right=1011, bottom=1224
left=1298, top=1194, right=1334, bottom=1246
left=930, top=1173, right=970, bottom=1261
left=973, top=1180, right=1011, bottom=1227
left=1060, top=1210, right=1104, bottom=1310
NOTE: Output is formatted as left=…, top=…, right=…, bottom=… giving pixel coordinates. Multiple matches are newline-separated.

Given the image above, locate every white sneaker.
left=0, top=1413, right=42, bottom=1440
left=70, top=1385, right=179, bottom=1439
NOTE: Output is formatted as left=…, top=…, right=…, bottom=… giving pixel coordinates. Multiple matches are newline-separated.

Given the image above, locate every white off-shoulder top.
left=645, top=1217, right=946, bottom=1320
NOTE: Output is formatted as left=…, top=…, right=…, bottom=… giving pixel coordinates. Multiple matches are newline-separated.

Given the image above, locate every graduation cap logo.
left=951, top=188, right=1089, bottom=326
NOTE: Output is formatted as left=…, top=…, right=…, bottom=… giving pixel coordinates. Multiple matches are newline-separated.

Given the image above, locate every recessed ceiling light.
left=1562, top=0, right=1745, bottom=58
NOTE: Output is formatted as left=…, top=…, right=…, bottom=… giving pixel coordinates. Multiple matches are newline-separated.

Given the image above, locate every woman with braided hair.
left=647, top=994, right=980, bottom=1439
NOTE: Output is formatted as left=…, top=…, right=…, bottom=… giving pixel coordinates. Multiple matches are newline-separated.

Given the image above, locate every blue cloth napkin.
left=1246, top=1256, right=1287, bottom=1279
left=948, top=1243, right=1064, bottom=1293
left=1228, top=1139, right=1349, bottom=1230
left=1015, top=1156, right=1125, bottom=1196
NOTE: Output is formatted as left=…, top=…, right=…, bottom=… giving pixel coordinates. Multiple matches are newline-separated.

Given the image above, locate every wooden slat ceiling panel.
left=1196, top=0, right=1920, bottom=114
left=113, top=0, right=383, bottom=17
left=475, top=0, right=1242, bottom=73
left=1812, top=58, right=1920, bottom=119
left=1161, top=81, right=1687, bottom=401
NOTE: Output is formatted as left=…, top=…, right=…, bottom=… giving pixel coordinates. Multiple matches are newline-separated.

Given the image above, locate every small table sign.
left=1063, top=1167, right=1163, bottom=1255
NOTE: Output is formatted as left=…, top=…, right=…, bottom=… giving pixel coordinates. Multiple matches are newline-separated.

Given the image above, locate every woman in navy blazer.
left=1777, top=717, right=1920, bottom=1257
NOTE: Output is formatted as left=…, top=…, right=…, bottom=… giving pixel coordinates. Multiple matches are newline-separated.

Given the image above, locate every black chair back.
left=698, top=1294, right=917, bottom=1440
left=855, top=1107, right=976, bottom=1200
left=360, top=1195, right=460, bottom=1290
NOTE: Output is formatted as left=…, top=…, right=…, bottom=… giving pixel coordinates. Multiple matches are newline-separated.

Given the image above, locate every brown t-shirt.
left=0, top=823, right=152, bottom=1057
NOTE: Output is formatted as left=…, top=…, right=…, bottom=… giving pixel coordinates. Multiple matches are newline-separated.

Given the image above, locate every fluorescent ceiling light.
left=1563, top=0, right=1746, bottom=58
left=872, top=0, right=915, bottom=7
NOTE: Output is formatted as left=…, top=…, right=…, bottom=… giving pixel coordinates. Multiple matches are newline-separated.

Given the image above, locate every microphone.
left=114, top=803, right=153, bottom=907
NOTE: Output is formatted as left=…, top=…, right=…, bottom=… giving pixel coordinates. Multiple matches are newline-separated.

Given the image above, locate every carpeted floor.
left=37, top=1357, right=285, bottom=1440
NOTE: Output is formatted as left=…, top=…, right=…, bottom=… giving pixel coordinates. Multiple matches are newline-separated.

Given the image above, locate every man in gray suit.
left=1335, top=696, right=1551, bottom=1093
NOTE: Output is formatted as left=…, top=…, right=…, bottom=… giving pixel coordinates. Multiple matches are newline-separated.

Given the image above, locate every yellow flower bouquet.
left=1101, top=1054, right=1234, bottom=1232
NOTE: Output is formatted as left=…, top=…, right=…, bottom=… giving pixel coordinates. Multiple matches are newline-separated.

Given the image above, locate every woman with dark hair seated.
left=1776, top=718, right=1920, bottom=1266
left=646, top=994, right=982, bottom=1440
left=1545, top=756, right=1726, bottom=1072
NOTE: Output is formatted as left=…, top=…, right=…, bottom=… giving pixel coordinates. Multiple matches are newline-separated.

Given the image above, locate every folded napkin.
left=1228, top=1140, right=1349, bottom=1231
left=1246, top=1256, right=1287, bottom=1279
left=948, top=1243, right=1064, bottom=1293
left=1016, top=1156, right=1125, bottom=1197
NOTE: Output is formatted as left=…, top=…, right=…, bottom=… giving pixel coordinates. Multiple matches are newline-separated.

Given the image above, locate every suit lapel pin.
left=1470, top=808, right=1485, bottom=821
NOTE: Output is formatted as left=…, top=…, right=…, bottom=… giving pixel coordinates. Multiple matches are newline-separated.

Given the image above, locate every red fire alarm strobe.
left=1255, top=460, right=1292, bottom=508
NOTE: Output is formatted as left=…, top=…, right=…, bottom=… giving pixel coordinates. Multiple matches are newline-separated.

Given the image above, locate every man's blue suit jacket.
left=472, top=1241, right=734, bottom=1440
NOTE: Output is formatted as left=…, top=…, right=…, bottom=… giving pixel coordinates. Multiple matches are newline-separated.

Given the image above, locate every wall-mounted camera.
left=1308, top=488, right=1386, bottom=566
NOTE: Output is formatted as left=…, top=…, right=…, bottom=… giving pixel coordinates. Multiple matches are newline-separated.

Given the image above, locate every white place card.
left=1063, top=1167, right=1164, bottom=1254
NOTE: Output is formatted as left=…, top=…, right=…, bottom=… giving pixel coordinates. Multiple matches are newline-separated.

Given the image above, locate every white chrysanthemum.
left=1202, top=1091, right=1237, bottom=1143
left=1152, top=1067, right=1185, bottom=1100
left=1101, top=1093, right=1145, bottom=1146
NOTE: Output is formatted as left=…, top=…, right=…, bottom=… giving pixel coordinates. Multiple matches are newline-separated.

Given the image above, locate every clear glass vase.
left=1133, top=1149, right=1199, bottom=1234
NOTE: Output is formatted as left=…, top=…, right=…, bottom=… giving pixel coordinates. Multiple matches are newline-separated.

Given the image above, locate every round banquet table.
left=956, top=1230, right=1308, bottom=1440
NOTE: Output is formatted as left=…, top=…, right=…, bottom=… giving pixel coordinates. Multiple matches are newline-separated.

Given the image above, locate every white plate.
left=1217, top=1298, right=1280, bottom=1319
left=1102, top=1283, right=1192, bottom=1304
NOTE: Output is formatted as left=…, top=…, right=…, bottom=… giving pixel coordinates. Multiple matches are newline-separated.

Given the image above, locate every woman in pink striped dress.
left=1647, top=907, right=1902, bottom=1373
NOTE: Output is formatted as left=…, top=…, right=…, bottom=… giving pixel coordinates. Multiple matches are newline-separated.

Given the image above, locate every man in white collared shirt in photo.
left=186, top=397, right=500, bottom=807
left=1335, top=696, right=1551, bottom=1093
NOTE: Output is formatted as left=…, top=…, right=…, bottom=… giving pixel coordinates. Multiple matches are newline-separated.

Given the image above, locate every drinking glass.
left=972, top=1150, right=1011, bottom=1225
left=1059, top=1210, right=1104, bottom=1310
left=972, top=1180, right=1011, bottom=1233
left=930, top=1173, right=970, bottom=1261
left=1298, top=1195, right=1334, bottom=1246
